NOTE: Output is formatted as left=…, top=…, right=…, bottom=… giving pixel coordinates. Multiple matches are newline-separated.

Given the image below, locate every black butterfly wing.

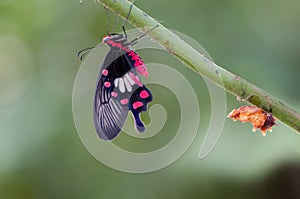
left=94, top=50, right=130, bottom=140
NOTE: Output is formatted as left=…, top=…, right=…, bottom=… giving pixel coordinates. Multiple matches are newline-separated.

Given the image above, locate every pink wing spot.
left=133, top=101, right=144, bottom=110
left=139, top=90, right=149, bottom=99
left=129, top=72, right=143, bottom=87
left=104, top=82, right=111, bottom=88
left=135, top=65, right=148, bottom=78
left=102, top=69, right=108, bottom=76
left=111, top=92, right=118, bottom=98
left=120, top=98, right=128, bottom=105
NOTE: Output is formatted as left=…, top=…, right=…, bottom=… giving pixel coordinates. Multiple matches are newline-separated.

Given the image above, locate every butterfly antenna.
left=111, top=15, right=120, bottom=33
left=122, top=0, right=135, bottom=39
left=130, top=24, right=159, bottom=46
left=104, top=6, right=110, bottom=35
left=77, top=47, right=95, bottom=60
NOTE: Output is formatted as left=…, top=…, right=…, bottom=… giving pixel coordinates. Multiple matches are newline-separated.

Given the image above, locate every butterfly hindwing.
left=129, top=85, right=153, bottom=132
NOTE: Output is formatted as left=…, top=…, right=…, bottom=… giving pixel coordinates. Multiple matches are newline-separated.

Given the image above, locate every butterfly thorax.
left=102, top=33, right=149, bottom=78
left=102, top=34, right=131, bottom=52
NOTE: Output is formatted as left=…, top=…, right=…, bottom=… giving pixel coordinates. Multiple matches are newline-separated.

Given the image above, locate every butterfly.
left=78, top=0, right=157, bottom=140
left=93, top=33, right=153, bottom=140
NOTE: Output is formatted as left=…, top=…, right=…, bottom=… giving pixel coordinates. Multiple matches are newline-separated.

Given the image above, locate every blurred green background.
left=1, top=0, right=300, bottom=198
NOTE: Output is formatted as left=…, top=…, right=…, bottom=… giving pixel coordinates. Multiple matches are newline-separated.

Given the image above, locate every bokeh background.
left=1, top=0, right=300, bottom=198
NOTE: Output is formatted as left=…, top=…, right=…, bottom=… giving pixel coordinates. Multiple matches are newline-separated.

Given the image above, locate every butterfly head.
left=102, top=35, right=111, bottom=44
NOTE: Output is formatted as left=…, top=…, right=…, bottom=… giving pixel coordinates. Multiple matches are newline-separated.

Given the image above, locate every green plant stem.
left=97, top=0, right=300, bottom=133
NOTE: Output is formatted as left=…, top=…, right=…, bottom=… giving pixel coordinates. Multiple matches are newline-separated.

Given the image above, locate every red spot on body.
left=107, top=40, right=113, bottom=45
left=111, top=92, right=118, bottom=98
left=120, top=98, right=128, bottom=105
left=104, top=82, right=111, bottom=88
left=102, top=69, right=108, bottom=76
left=128, top=51, right=135, bottom=56
left=128, top=51, right=144, bottom=66
left=139, top=90, right=149, bottom=99
left=136, top=65, right=148, bottom=78
left=105, top=39, right=128, bottom=51
left=133, top=101, right=143, bottom=110
left=111, top=41, right=116, bottom=46
left=115, top=43, right=122, bottom=48
left=127, top=51, right=148, bottom=77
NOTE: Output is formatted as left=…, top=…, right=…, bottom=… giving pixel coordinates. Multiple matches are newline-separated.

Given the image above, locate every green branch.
left=96, top=0, right=300, bottom=133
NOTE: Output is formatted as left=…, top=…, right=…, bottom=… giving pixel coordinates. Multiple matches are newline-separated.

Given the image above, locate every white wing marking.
left=119, top=78, right=125, bottom=93
left=125, top=73, right=135, bottom=85
left=114, top=78, right=119, bottom=87
left=124, top=77, right=132, bottom=92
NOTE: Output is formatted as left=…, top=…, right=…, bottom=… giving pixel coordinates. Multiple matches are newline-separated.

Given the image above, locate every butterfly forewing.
left=94, top=50, right=129, bottom=140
